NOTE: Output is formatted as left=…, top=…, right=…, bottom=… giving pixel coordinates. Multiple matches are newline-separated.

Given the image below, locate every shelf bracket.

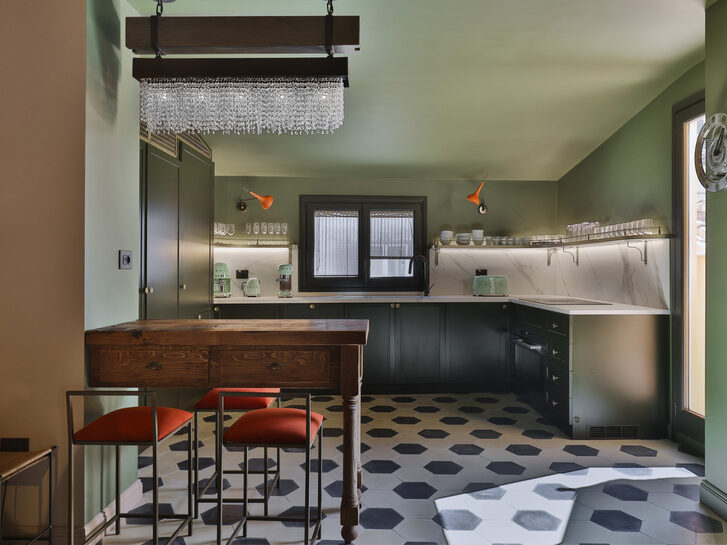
left=434, top=246, right=440, bottom=266
left=562, top=246, right=579, bottom=265
left=546, top=248, right=557, bottom=266
left=626, top=240, right=648, bottom=265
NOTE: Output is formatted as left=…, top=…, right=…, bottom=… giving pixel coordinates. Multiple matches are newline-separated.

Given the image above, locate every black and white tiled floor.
left=103, top=393, right=726, bottom=545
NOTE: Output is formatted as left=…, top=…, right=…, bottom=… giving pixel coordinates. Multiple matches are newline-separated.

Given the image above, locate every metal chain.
left=156, top=0, right=163, bottom=17
left=327, top=0, right=334, bottom=16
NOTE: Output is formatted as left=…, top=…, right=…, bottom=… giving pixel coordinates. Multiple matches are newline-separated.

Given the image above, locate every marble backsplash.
left=214, top=239, right=670, bottom=308
left=429, top=239, right=670, bottom=308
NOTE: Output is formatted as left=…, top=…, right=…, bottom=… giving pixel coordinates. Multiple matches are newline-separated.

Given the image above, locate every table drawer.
left=90, top=349, right=209, bottom=386
left=211, top=349, right=338, bottom=387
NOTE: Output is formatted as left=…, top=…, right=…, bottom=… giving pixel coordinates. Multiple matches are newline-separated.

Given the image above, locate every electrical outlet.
left=1, top=437, right=29, bottom=452
left=236, top=269, right=249, bottom=279
left=119, top=250, right=133, bottom=270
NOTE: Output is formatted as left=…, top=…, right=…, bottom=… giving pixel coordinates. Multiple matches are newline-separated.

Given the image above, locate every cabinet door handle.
left=144, top=286, right=154, bottom=294
left=213, top=306, right=220, bottom=312
left=310, top=304, right=316, bottom=310
left=267, top=362, right=282, bottom=371
left=551, top=348, right=559, bottom=356
left=551, top=399, right=559, bottom=407
left=180, top=284, right=188, bottom=290
left=146, top=361, right=162, bottom=371
left=390, top=303, right=395, bottom=309
left=396, top=303, right=401, bottom=309
left=551, top=321, right=559, bottom=329
left=552, top=374, right=559, bottom=382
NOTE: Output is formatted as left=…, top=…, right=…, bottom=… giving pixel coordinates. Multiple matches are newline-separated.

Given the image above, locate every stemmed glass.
left=246, top=223, right=252, bottom=236
left=253, top=222, right=260, bottom=236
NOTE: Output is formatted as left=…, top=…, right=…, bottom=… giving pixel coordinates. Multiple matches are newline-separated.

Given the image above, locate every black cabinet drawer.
left=546, top=313, right=569, bottom=336
left=547, top=336, right=569, bottom=362
left=545, top=382, right=569, bottom=425
left=545, top=358, right=569, bottom=391
left=511, top=304, right=547, bottom=331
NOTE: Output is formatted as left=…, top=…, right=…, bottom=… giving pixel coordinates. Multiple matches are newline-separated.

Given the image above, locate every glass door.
left=672, top=96, right=705, bottom=448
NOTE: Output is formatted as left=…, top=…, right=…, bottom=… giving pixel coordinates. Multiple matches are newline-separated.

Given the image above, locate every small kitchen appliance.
left=473, top=268, right=509, bottom=296
left=213, top=262, right=231, bottom=298
left=243, top=277, right=261, bottom=297
left=276, top=263, right=294, bottom=298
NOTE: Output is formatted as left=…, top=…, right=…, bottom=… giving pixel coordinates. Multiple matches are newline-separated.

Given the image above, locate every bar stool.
left=193, top=388, right=282, bottom=517
left=216, top=392, right=323, bottom=545
left=66, top=391, right=193, bottom=545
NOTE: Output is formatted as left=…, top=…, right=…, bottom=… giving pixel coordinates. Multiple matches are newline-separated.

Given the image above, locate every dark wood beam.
left=132, top=57, right=350, bottom=87
left=126, top=16, right=360, bottom=55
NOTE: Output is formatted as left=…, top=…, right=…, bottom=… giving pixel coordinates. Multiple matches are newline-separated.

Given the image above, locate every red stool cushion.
left=194, top=388, right=280, bottom=411
left=224, top=408, right=324, bottom=446
left=74, top=406, right=193, bottom=443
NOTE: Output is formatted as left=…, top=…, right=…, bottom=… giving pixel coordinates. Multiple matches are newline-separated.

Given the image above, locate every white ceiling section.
left=128, top=0, right=705, bottom=180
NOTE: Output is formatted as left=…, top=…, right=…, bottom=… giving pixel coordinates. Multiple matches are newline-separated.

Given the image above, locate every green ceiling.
left=127, top=0, right=705, bottom=180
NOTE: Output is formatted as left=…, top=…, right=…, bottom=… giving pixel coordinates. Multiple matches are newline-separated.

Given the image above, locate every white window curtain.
left=314, top=210, right=359, bottom=277
left=369, top=210, right=414, bottom=278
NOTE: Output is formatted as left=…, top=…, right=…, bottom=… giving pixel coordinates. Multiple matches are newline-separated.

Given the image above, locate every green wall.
left=215, top=177, right=558, bottom=243
left=84, top=0, right=140, bottom=523
left=558, top=62, right=705, bottom=232
left=703, top=0, right=727, bottom=516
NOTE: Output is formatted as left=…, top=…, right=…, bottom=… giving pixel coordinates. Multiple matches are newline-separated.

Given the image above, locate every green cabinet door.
left=144, top=147, right=180, bottom=320
left=179, top=145, right=214, bottom=319
left=395, top=303, right=444, bottom=383
left=216, top=304, right=280, bottom=319
left=283, top=303, right=343, bottom=319
left=446, top=303, right=510, bottom=390
left=345, top=304, right=392, bottom=386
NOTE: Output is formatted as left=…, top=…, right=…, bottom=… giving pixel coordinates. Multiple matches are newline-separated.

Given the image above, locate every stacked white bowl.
left=472, top=230, right=484, bottom=245
left=440, top=230, right=454, bottom=245
left=456, top=233, right=472, bottom=246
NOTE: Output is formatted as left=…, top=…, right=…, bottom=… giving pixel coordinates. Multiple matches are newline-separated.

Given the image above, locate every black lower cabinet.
left=215, top=303, right=280, bottom=319
left=345, top=304, right=393, bottom=386
left=395, top=304, right=444, bottom=384
left=283, top=303, right=343, bottom=319
left=446, top=303, right=509, bottom=390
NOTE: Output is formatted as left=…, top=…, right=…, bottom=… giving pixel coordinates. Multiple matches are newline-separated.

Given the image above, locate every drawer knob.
left=310, top=304, right=316, bottom=310
left=180, top=284, right=188, bottom=290
left=144, top=286, right=154, bottom=294
left=551, top=348, right=559, bottom=356
left=390, top=303, right=395, bottom=309
left=267, top=362, right=282, bottom=371
left=146, top=361, right=162, bottom=371
left=552, top=322, right=558, bottom=329
left=213, top=306, right=220, bottom=312
left=552, top=374, right=559, bottom=381
left=551, top=400, right=559, bottom=407
left=396, top=303, right=401, bottom=309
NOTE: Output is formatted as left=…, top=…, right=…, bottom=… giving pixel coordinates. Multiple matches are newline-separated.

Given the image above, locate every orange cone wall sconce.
left=466, top=180, right=488, bottom=214
left=237, top=188, right=274, bottom=212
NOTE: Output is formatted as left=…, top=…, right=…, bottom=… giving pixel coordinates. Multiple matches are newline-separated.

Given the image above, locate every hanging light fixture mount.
left=466, top=180, right=488, bottom=214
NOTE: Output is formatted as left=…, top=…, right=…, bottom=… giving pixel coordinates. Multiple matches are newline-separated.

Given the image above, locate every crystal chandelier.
left=139, top=76, right=344, bottom=135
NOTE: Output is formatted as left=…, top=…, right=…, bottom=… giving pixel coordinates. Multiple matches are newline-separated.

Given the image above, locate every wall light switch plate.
left=119, top=250, right=133, bottom=270
left=236, top=269, right=249, bottom=279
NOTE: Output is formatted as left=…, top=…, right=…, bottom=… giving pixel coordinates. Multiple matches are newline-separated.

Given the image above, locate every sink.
left=519, top=297, right=612, bottom=306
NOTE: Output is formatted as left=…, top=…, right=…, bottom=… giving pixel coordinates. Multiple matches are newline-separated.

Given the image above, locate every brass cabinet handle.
left=390, top=303, right=395, bottom=309
left=551, top=321, right=559, bottom=329
left=144, top=286, right=154, bottom=294
left=551, top=348, right=559, bottom=356
left=396, top=303, right=401, bottom=309
left=502, top=304, right=508, bottom=310
left=552, top=374, right=559, bottom=381
left=180, top=284, right=188, bottom=290
left=146, top=361, right=162, bottom=371
left=197, top=314, right=202, bottom=320
left=213, top=306, right=220, bottom=312
left=267, top=362, right=282, bottom=371
left=552, top=399, right=559, bottom=407
left=310, top=304, right=316, bottom=310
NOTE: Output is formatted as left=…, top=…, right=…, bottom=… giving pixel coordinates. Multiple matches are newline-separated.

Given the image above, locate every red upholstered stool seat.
left=224, top=408, right=324, bottom=446
left=73, top=406, right=193, bottom=443
left=194, top=388, right=280, bottom=411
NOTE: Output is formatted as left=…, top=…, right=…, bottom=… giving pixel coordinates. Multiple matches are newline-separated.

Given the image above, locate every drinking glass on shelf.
left=261, top=222, right=267, bottom=235
left=253, top=222, right=260, bottom=236
left=228, top=223, right=235, bottom=236
left=246, top=223, right=252, bottom=236
left=282, top=223, right=288, bottom=236
left=275, top=222, right=281, bottom=235
left=268, top=222, right=275, bottom=237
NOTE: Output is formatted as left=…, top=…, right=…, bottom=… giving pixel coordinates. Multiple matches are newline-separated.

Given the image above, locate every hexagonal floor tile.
left=670, top=511, right=724, bottom=533
left=393, top=443, right=427, bottom=455
left=414, top=406, right=440, bottom=413
left=363, top=459, right=401, bottom=474
left=324, top=479, right=368, bottom=497
left=474, top=396, right=498, bottom=404
left=279, top=505, right=325, bottom=527
left=195, top=477, right=231, bottom=496
left=169, top=439, right=203, bottom=451
left=323, top=427, right=344, bottom=437
left=439, top=416, right=468, bottom=426
left=433, top=509, right=482, bottom=531
left=673, top=484, right=700, bottom=501
left=312, top=395, right=334, bottom=402
left=418, top=429, right=449, bottom=439
left=433, top=396, right=457, bottom=403
left=590, top=509, right=642, bottom=532
left=487, top=461, right=525, bottom=475
left=458, top=406, right=484, bottom=414
left=367, top=428, right=398, bottom=438
left=425, top=461, right=463, bottom=475
left=620, top=445, right=657, bottom=457
left=138, top=456, right=153, bottom=469
left=522, top=429, right=555, bottom=439
left=370, top=405, right=396, bottom=413
left=392, top=396, right=416, bottom=403
left=470, top=429, right=502, bottom=439
left=563, top=444, right=599, bottom=457
left=326, top=405, right=343, bottom=412
left=178, top=457, right=214, bottom=471
left=246, top=457, right=277, bottom=472
left=299, top=459, right=339, bottom=473
left=488, top=416, right=517, bottom=426
left=140, top=539, right=186, bottom=545
left=550, top=462, right=587, bottom=474
left=677, top=463, right=705, bottom=476
left=449, top=444, right=483, bottom=456
left=504, top=406, right=530, bottom=414
left=512, top=510, right=562, bottom=531
left=506, top=444, right=542, bottom=456
left=393, top=416, right=421, bottom=425
left=203, top=414, right=232, bottom=423
left=603, top=483, right=648, bottom=501
left=393, top=481, right=437, bottom=499
left=254, top=478, right=299, bottom=497
left=360, top=507, right=404, bottom=529
left=140, top=477, right=163, bottom=493
left=467, top=484, right=506, bottom=500
left=200, top=504, right=244, bottom=525
left=533, top=483, right=576, bottom=500
left=361, top=415, right=374, bottom=424
left=337, top=442, right=371, bottom=454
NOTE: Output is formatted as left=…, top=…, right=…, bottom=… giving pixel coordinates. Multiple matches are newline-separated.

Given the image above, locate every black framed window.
left=299, top=195, right=427, bottom=291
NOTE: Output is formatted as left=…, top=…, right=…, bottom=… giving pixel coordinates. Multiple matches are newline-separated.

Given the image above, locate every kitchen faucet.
left=408, top=254, right=430, bottom=296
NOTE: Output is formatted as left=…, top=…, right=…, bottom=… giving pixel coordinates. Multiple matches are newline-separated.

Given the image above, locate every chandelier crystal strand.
left=139, top=77, right=344, bottom=135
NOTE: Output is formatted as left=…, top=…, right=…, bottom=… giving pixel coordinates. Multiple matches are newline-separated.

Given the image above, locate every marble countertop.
left=213, top=294, right=669, bottom=315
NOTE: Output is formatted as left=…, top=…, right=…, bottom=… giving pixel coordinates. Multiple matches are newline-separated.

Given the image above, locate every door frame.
left=671, top=90, right=705, bottom=450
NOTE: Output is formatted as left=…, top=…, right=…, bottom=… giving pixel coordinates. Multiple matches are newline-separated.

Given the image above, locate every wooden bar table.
left=85, top=319, right=368, bottom=543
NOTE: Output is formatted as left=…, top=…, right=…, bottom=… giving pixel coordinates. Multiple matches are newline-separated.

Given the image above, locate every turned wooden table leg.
left=341, top=346, right=362, bottom=543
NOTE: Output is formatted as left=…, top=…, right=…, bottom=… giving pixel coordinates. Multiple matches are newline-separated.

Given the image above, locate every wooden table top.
left=85, top=319, right=369, bottom=346
left=0, top=449, right=53, bottom=480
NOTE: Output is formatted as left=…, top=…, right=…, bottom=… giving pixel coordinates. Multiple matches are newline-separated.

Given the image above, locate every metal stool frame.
left=216, top=392, right=323, bottom=545
left=192, top=396, right=282, bottom=518
left=0, top=447, right=55, bottom=545
left=66, top=391, right=193, bottom=545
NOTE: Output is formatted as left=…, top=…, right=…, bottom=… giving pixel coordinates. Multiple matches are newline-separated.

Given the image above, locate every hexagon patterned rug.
left=434, top=466, right=700, bottom=545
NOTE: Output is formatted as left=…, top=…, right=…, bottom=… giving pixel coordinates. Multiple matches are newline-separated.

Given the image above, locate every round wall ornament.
left=695, top=113, right=727, bottom=192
